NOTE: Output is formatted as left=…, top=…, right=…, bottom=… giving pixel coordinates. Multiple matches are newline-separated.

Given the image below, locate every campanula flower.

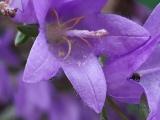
left=135, top=3, right=160, bottom=119
left=103, top=3, right=160, bottom=119
left=21, top=0, right=151, bottom=113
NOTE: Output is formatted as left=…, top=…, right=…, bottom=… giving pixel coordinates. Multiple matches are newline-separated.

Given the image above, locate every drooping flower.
left=22, top=0, right=150, bottom=113
left=103, top=3, right=160, bottom=119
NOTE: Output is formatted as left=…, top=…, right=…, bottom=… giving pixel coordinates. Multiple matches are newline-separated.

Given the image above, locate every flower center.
left=47, top=10, right=108, bottom=59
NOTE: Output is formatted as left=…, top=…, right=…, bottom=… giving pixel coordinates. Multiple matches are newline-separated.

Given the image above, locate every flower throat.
left=47, top=9, right=108, bottom=59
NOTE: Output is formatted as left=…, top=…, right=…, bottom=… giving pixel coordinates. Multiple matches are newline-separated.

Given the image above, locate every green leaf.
left=15, top=31, right=30, bottom=46
left=137, top=0, right=160, bottom=9
left=17, top=24, right=39, bottom=37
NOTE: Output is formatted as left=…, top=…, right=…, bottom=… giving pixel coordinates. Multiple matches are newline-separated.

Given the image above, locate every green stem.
left=107, top=97, right=129, bottom=120
left=100, top=107, right=108, bottom=120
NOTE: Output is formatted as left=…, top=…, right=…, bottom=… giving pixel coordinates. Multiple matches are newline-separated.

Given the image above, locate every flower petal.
left=138, top=45, right=160, bottom=120
left=78, top=14, right=150, bottom=59
left=57, top=0, right=107, bottom=20
left=23, top=31, right=60, bottom=83
left=109, top=81, right=143, bottom=104
left=140, top=71, right=160, bottom=120
left=104, top=34, right=157, bottom=89
left=9, top=0, right=25, bottom=11
left=13, top=0, right=37, bottom=23
left=144, top=3, right=160, bottom=36
left=32, top=0, right=51, bottom=25
left=0, top=64, right=13, bottom=102
left=15, top=80, right=52, bottom=120
left=62, top=54, right=106, bottom=113
left=103, top=30, right=160, bottom=103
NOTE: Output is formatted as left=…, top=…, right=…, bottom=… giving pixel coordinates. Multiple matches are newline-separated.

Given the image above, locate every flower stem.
left=100, top=107, right=108, bottom=120
left=107, top=97, right=129, bottom=120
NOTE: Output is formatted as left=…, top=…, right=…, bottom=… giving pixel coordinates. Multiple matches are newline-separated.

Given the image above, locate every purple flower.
left=10, top=0, right=37, bottom=23
left=21, top=0, right=150, bottom=113
left=103, top=3, right=160, bottom=119
left=14, top=80, right=52, bottom=120
left=0, top=29, right=20, bottom=66
left=15, top=78, right=99, bottom=120
left=138, top=46, right=160, bottom=120
left=0, top=64, right=13, bottom=103
left=136, top=3, right=160, bottom=119
left=49, top=93, right=99, bottom=120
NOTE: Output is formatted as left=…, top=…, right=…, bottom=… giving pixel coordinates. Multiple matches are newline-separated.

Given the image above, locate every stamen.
left=65, top=29, right=108, bottom=38
left=0, top=1, right=17, bottom=17
left=62, top=36, right=72, bottom=60
left=79, top=36, right=92, bottom=48
left=52, top=9, right=61, bottom=27
left=48, top=10, right=108, bottom=60
left=62, top=16, right=84, bottom=30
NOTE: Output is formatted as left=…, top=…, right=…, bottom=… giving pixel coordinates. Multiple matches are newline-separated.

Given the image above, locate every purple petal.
left=140, top=71, right=160, bottom=120
left=0, top=48, right=20, bottom=66
left=108, top=81, right=143, bottom=104
left=9, top=0, right=24, bottom=11
left=62, top=54, right=106, bottom=113
left=138, top=46, right=160, bottom=120
left=57, top=0, right=107, bottom=20
left=104, top=34, right=157, bottom=89
left=23, top=31, right=60, bottom=83
left=15, top=80, right=52, bottom=120
left=13, top=0, right=37, bottom=23
left=0, top=30, right=20, bottom=66
left=104, top=33, right=159, bottom=103
left=0, top=64, right=13, bottom=103
left=144, top=3, right=160, bottom=37
left=32, top=0, right=51, bottom=25
left=78, top=14, right=150, bottom=59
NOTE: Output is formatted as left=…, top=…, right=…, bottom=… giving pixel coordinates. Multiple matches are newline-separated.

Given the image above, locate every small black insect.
left=130, top=72, right=141, bottom=82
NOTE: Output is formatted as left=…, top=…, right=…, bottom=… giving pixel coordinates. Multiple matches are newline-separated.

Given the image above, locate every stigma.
left=65, top=29, right=108, bottom=39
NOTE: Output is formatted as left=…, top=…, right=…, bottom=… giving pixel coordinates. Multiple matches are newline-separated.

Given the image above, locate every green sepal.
left=15, top=31, right=30, bottom=46
left=17, top=24, right=39, bottom=37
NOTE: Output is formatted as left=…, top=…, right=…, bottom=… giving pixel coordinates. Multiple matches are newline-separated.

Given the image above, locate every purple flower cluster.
left=2, top=0, right=160, bottom=119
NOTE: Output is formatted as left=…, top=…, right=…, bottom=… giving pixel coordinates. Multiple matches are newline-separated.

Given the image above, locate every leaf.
left=17, top=24, right=39, bottom=37
left=15, top=31, right=30, bottom=46
left=138, top=0, right=160, bottom=9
